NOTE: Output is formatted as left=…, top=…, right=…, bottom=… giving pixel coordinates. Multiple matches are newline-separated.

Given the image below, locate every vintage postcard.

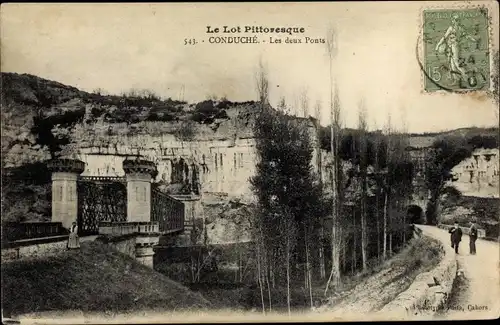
left=1, top=1, right=499, bottom=324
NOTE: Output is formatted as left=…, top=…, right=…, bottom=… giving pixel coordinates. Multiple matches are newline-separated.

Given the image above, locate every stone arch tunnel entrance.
left=407, top=204, right=424, bottom=224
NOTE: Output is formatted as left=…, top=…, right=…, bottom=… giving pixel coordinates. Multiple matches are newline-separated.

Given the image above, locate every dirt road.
left=419, top=225, right=500, bottom=320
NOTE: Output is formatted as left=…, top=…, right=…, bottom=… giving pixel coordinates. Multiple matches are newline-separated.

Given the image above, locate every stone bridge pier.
left=47, top=159, right=86, bottom=230
left=47, top=158, right=203, bottom=268
left=121, top=159, right=159, bottom=267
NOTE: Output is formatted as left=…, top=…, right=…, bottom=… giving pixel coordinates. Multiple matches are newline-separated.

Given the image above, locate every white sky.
left=1, top=2, right=498, bottom=133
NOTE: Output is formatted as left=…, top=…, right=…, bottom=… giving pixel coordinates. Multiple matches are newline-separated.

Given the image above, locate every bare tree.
left=324, top=25, right=342, bottom=294
left=314, top=100, right=322, bottom=124
left=255, top=58, right=270, bottom=110
left=278, top=96, right=288, bottom=113
left=253, top=58, right=270, bottom=313
left=305, top=229, right=314, bottom=308
left=92, top=88, right=106, bottom=95
left=372, top=121, right=382, bottom=260
left=399, top=105, right=410, bottom=244
left=178, top=84, right=185, bottom=102
left=358, top=99, right=368, bottom=270
left=314, top=99, right=326, bottom=280
left=300, top=87, right=310, bottom=118
left=293, top=95, right=300, bottom=116
left=383, top=113, right=392, bottom=260
left=206, top=94, right=219, bottom=101
left=284, top=210, right=295, bottom=317
left=255, top=231, right=266, bottom=313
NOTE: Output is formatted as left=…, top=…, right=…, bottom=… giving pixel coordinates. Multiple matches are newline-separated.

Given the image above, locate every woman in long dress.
left=67, top=222, right=80, bottom=249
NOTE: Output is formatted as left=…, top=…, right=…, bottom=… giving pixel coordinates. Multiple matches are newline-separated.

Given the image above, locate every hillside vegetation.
left=1, top=72, right=259, bottom=165
left=1, top=241, right=211, bottom=317
left=0, top=72, right=259, bottom=223
left=440, top=195, right=500, bottom=238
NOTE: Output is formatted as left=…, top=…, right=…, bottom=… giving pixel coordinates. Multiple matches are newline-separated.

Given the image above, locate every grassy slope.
left=1, top=241, right=211, bottom=316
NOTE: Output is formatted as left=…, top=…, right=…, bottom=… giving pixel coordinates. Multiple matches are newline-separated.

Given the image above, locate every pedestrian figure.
left=449, top=222, right=463, bottom=254
left=469, top=220, right=478, bottom=255
left=67, top=222, right=80, bottom=250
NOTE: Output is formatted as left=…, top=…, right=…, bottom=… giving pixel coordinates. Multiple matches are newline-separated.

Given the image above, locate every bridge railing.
left=2, top=222, right=68, bottom=243
left=151, top=188, right=185, bottom=234
left=98, top=221, right=160, bottom=237
left=79, top=176, right=126, bottom=183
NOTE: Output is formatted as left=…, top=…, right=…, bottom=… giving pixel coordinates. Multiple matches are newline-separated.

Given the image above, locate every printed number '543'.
left=428, top=66, right=442, bottom=82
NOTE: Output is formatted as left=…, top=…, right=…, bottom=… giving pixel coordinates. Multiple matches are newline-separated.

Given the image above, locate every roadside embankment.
left=378, top=225, right=457, bottom=319
left=317, top=228, right=443, bottom=318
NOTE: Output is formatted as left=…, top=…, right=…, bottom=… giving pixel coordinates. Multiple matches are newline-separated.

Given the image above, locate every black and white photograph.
left=1, top=1, right=499, bottom=323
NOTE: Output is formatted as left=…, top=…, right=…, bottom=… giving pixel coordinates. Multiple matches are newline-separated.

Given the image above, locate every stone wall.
left=1, top=239, right=66, bottom=262
left=96, top=236, right=137, bottom=258
left=378, top=227, right=457, bottom=318
left=1, top=236, right=96, bottom=262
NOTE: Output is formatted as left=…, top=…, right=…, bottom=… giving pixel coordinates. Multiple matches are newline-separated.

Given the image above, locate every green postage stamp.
left=422, top=8, right=490, bottom=92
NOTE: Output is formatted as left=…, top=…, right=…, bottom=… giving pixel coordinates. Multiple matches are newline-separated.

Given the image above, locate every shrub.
left=214, top=110, right=229, bottom=119
left=195, top=100, right=219, bottom=114
left=91, top=106, right=105, bottom=118
left=146, top=112, right=176, bottom=122
left=175, top=121, right=197, bottom=141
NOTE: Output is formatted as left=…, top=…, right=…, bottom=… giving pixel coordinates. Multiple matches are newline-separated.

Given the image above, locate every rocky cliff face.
left=1, top=72, right=324, bottom=201
left=450, top=148, right=500, bottom=198
left=1, top=73, right=259, bottom=167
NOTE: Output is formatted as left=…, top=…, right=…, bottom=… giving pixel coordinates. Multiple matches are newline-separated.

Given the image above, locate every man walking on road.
left=469, top=220, right=478, bottom=255
left=449, top=222, right=463, bottom=254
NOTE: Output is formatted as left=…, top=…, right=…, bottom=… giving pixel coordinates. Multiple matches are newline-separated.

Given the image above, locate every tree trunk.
left=383, top=192, right=388, bottom=260
left=341, top=237, right=346, bottom=272
left=325, top=31, right=342, bottom=295
left=271, top=257, right=276, bottom=289
left=305, top=232, right=313, bottom=308
left=235, top=252, right=239, bottom=282
left=256, top=240, right=265, bottom=314
left=191, top=255, right=196, bottom=283
left=403, top=201, right=406, bottom=244
left=319, top=224, right=326, bottom=279
left=304, top=263, right=308, bottom=289
left=286, top=235, right=291, bottom=316
left=325, top=208, right=341, bottom=295
left=389, top=234, right=393, bottom=256
left=352, top=213, right=357, bottom=275
left=265, top=249, right=272, bottom=312
left=376, top=191, right=381, bottom=260
left=239, top=250, right=243, bottom=282
left=361, top=189, right=367, bottom=270
left=389, top=207, right=393, bottom=256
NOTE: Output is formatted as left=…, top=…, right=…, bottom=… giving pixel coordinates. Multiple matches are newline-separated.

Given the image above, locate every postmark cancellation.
left=422, top=7, right=491, bottom=92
